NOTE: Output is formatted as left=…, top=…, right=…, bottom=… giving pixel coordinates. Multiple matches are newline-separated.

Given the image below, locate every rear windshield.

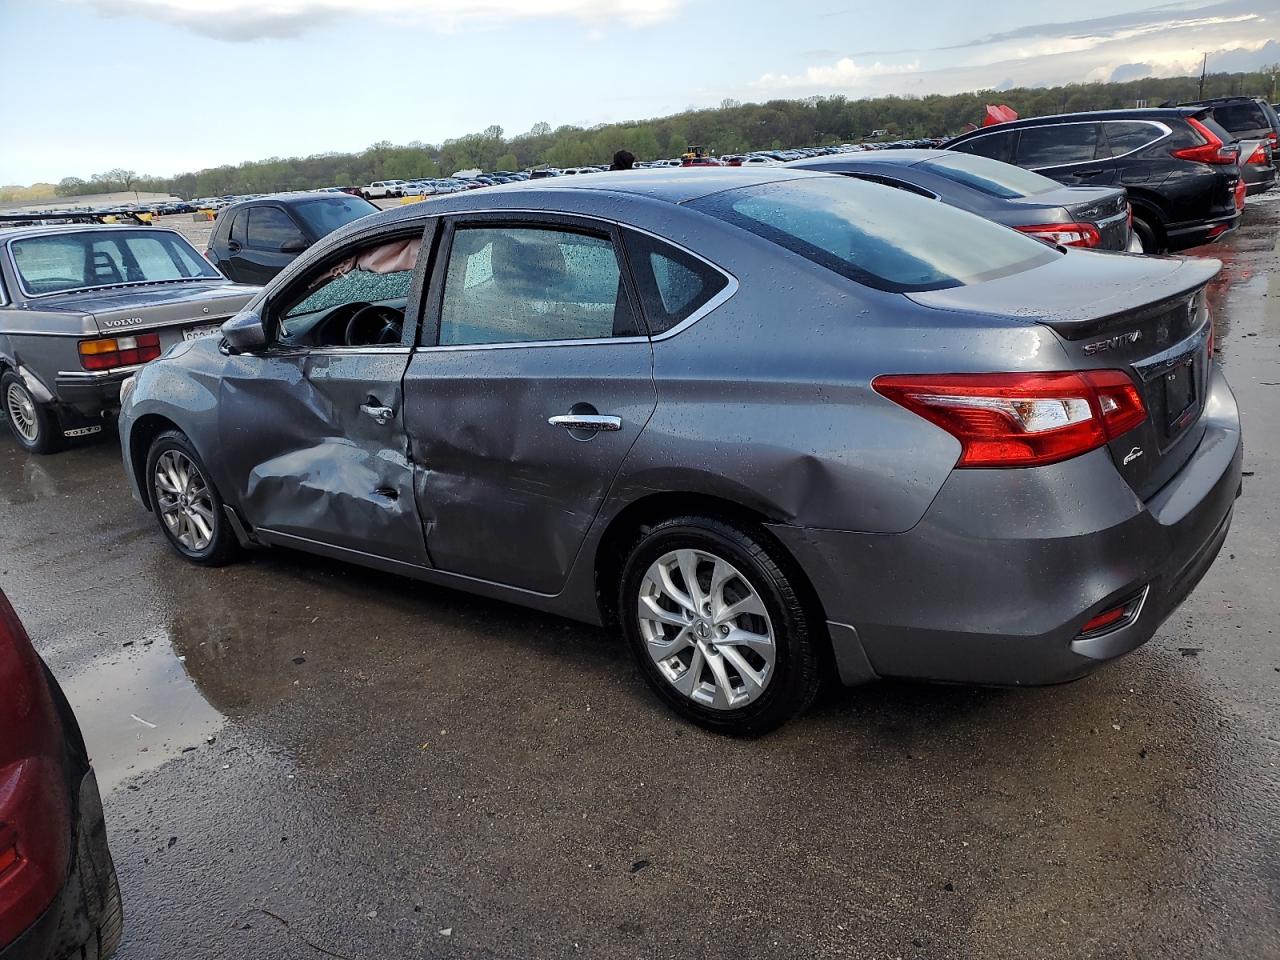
left=1208, top=101, right=1269, bottom=134
left=291, top=196, right=378, bottom=236
left=10, top=229, right=219, bottom=296
left=920, top=152, right=1060, bottom=199
left=688, top=177, right=1058, bottom=293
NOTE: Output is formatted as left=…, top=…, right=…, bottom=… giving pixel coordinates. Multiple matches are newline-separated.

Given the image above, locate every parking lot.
left=0, top=195, right=1277, bottom=959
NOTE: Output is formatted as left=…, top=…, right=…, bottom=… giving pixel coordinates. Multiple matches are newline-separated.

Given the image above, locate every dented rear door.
left=403, top=214, right=657, bottom=595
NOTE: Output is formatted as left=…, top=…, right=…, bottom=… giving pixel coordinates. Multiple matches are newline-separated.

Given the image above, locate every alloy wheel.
left=153, top=450, right=217, bottom=552
left=5, top=382, right=39, bottom=443
left=637, top=549, right=776, bottom=710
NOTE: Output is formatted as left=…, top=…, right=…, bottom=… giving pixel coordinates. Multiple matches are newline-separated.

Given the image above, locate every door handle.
left=548, top=414, right=622, bottom=432
left=227, top=240, right=241, bottom=253
left=360, top=401, right=394, bottom=425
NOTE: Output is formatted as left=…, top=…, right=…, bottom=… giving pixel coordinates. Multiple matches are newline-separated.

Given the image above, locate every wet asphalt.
left=2, top=199, right=1278, bottom=960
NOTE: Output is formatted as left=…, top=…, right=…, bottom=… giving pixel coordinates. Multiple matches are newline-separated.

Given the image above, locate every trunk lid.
left=1009, top=185, right=1131, bottom=250
left=909, top=250, right=1220, bottom=499
left=59, top=281, right=259, bottom=351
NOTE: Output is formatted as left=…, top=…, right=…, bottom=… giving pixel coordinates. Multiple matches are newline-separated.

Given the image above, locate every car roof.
left=355, top=167, right=834, bottom=231
left=949, top=107, right=1201, bottom=138
left=221, top=192, right=368, bottom=214
left=0, top=222, right=183, bottom=243
left=789, top=149, right=946, bottom=168
left=1180, top=95, right=1267, bottom=106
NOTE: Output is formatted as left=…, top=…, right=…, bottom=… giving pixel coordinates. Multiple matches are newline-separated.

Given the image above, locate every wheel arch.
left=128, top=413, right=185, bottom=510
left=1124, top=190, right=1168, bottom=246
left=592, top=491, right=833, bottom=661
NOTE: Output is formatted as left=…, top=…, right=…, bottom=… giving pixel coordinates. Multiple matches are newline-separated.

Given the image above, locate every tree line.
left=46, top=68, right=1280, bottom=200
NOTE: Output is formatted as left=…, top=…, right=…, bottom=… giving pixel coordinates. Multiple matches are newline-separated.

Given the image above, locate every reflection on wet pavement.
left=0, top=196, right=1277, bottom=959
left=57, top=634, right=223, bottom=792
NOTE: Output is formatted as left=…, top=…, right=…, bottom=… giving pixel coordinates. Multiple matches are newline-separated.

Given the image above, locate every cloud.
left=73, top=0, right=683, bottom=41
left=751, top=57, right=920, bottom=92
left=746, top=1, right=1276, bottom=100
left=1110, top=62, right=1154, bottom=82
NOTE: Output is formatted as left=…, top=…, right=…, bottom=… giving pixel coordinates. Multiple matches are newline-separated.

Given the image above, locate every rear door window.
left=951, top=130, right=1017, bottom=164
left=1210, top=101, right=1268, bottom=134
left=1101, top=122, right=1165, bottom=156
left=689, top=177, right=1057, bottom=293
left=1016, top=123, right=1103, bottom=167
left=246, top=207, right=306, bottom=251
left=623, top=231, right=730, bottom=334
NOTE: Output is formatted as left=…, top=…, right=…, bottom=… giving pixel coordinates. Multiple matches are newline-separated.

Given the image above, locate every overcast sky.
left=1, top=0, right=1276, bottom=184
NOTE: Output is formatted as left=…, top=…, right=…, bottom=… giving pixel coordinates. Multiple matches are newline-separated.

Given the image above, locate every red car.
left=0, top=590, right=121, bottom=959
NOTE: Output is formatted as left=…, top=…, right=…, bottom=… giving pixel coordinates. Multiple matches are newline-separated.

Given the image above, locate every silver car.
left=0, top=225, right=256, bottom=453
left=118, top=169, right=1242, bottom=734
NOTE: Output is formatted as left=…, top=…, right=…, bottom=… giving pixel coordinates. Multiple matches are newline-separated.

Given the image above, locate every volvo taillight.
left=1171, top=118, right=1240, bottom=165
left=1014, top=222, right=1102, bottom=248
left=872, top=370, right=1147, bottom=468
left=78, top=333, right=162, bottom=371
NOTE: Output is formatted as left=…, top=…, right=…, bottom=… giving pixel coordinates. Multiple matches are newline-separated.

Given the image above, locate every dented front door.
left=217, top=346, right=428, bottom=565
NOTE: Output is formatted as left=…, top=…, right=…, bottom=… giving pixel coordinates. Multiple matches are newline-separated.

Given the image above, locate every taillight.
left=872, top=370, right=1147, bottom=468
left=1247, top=144, right=1267, bottom=164
left=78, top=333, right=162, bottom=371
left=1014, top=222, right=1102, bottom=248
left=1171, top=118, right=1239, bottom=165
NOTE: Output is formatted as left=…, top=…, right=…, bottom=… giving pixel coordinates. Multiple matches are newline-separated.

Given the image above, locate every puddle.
left=56, top=631, right=224, bottom=793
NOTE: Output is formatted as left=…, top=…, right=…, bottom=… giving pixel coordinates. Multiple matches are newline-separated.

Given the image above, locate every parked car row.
left=943, top=105, right=1265, bottom=252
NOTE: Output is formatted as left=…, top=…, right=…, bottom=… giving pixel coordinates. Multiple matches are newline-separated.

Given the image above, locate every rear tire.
left=2, top=371, right=64, bottom=454
left=1132, top=216, right=1160, bottom=254
left=145, top=429, right=238, bottom=566
left=618, top=515, right=821, bottom=736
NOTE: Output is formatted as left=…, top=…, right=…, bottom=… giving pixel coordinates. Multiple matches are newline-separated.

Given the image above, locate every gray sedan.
left=118, top=169, right=1241, bottom=734
left=789, top=149, right=1136, bottom=250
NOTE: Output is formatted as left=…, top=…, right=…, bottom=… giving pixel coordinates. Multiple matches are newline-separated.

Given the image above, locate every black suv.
left=1180, top=96, right=1278, bottom=196
left=207, top=192, right=378, bottom=284
left=943, top=108, right=1243, bottom=253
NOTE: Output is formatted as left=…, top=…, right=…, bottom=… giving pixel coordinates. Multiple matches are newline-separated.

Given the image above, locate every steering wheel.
left=343, top=302, right=403, bottom=347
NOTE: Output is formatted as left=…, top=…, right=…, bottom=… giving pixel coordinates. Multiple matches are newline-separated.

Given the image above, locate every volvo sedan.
left=118, top=169, right=1242, bottom=734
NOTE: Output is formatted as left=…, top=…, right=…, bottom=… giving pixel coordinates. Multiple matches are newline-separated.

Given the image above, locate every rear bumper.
left=1244, top=164, right=1276, bottom=196
left=1165, top=209, right=1241, bottom=251
left=0, top=770, right=122, bottom=960
left=53, top=367, right=138, bottom=418
left=770, top=367, right=1242, bottom=687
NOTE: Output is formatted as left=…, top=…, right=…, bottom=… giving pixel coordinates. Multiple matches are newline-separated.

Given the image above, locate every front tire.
left=2, top=371, right=64, bottom=454
left=618, top=516, right=821, bottom=735
left=145, top=429, right=238, bottom=566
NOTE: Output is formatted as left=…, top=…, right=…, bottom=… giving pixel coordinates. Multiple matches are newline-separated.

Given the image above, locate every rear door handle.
left=361, top=401, right=394, bottom=425
left=227, top=240, right=241, bottom=253
left=548, top=414, right=622, bottom=432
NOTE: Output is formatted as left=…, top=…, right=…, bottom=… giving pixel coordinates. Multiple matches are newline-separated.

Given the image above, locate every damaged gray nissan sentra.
left=117, top=168, right=1242, bottom=734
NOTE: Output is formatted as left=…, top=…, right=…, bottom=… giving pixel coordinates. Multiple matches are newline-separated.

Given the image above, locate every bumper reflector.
left=1077, top=588, right=1148, bottom=639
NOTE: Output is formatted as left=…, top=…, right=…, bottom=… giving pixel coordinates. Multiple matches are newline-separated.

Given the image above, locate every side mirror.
left=221, top=310, right=267, bottom=353
left=280, top=237, right=309, bottom=254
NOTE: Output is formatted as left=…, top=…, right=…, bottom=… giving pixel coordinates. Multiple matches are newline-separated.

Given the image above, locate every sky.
left=0, top=0, right=1276, bottom=184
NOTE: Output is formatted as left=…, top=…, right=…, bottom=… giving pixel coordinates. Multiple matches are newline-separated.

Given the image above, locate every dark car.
left=1181, top=96, right=1279, bottom=196
left=789, top=150, right=1134, bottom=250
left=943, top=108, right=1244, bottom=253
left=119, top=169, right=1240, bottom=734
left=206, top=193, right=379, bottom=285
left=1, top=225, right=257, bottom=453
left=0, top=588, right=122, bottom=959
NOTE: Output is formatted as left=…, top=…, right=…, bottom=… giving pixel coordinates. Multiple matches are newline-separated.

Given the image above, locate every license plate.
left=182, top=324, right=222, bottom=342
left=1163, top=360, right=1196, bottom=430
